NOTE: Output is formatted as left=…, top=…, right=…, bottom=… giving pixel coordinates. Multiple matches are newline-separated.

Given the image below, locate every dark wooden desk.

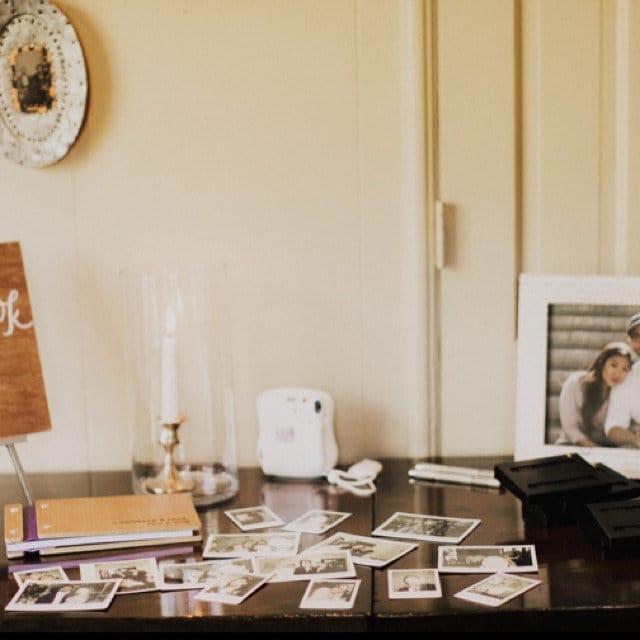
left=1, top=457, right=640, bottom=632
left=0, top=466, right=373, bottom=633
left=372, top=458, right=640, bottom=632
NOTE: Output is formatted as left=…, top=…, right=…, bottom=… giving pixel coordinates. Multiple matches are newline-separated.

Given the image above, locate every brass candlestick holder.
left=144, top=418, right=194, bottom=494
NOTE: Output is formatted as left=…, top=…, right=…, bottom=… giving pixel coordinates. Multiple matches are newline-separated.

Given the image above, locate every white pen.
left=408, top=468, right=501, bottom=489
left=412, top=462, right=495, bottom=478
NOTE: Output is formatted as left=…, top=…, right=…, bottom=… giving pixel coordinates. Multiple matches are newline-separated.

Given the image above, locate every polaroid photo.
left=5, top=579, right=120, bottom=612
left=157, top=558, right=254, bottom=590
left=194, top=571, right=271, bottom=605
left=387, top=568, right=442, bottom=599
left=454, top=572, right=541, bottom=607
left=283, top=509, right=352, bottom=534
left=372, top=511, right=481, bottom=544
left=299, top=578, right=361, bottom=610
left=79, top=557, right=159, bottom=594
left=203, top=531, right=300, bottom=558
left=224, top=505, right=285, bottom=531
left=438, top=544, right=538, bottom=573
left=305, top=531, right=417, bottom=568
left=252, top=549, right=356, bottom=583
left=13, top=566, right=69, bottom=586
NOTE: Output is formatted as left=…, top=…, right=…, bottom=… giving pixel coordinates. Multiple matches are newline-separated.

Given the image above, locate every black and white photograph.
left=157, top=558, right=254, bottom=590
left=372, top=511, right=481, bottom=544
left=454, top=572, right=541, bottom=608
left=11, top=45, right=55, bottom=115
left=224, top=505, right=285, bottom=531
left=194, top=571, right=271, bottom=605
left=79, top=557, right=159, bottom=594
left=5, top=579, right=120, bottom=612
left=203, top=532, right=300, bottom=558
left=515, top=274, right=640, bottom=479
left=305, top=531, right=416, bottom=568
left=437, top=545, right=538, bottom=573
left=283, top=509, right=352, bottom=534
left=543, top=303, right=639, bottom=449
left=252, top=549, right=356, bottom=582
left=299, top=578, right=361, bottom=609
left=12, top=566, right=69, bottom=586
left=387, top=568, right=442, bottom=599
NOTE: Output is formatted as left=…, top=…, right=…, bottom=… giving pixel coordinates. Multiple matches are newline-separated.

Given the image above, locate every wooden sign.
left=0, top=242, right=51, bottom=438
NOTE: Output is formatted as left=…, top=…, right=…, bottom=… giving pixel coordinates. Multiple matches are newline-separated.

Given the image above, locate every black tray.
left=494, top=454, right=618, bottom=506
left=583, top=498, right=640, bottom=551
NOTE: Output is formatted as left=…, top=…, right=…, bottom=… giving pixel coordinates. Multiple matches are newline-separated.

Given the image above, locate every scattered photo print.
left=203, top=532, right=300, bottom=558
left=5, top=579, right=120, bottom=611
left=305, top=531, right=416, bottom=567
left=438, top=545, right=538, bottom=573
left=454, top=572, right=541, bottom=607
left=299, top=578, right=361, bottom=609
left=157, top=558, right=254, bottom=590
left=283, top=509, right=351, bottom=534
left=224, top=505, right=284, bottom=531
left=252, top=549, right=356, bottom=583
left=13, top=566, right=69, bottom=586
left=387, top=568, right=442, bottom=599
left=194, top=571, right=271, bottom=605
left=79, top=557, right=159, bottom=594
left=372, top=512, right=481, bottom=544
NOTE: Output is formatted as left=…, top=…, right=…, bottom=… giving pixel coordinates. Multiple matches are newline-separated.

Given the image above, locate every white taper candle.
left=160, top=305, right=180, bottom=423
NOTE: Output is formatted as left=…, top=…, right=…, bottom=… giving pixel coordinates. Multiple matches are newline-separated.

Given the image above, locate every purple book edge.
left=8, top=545, right=195, bottom=574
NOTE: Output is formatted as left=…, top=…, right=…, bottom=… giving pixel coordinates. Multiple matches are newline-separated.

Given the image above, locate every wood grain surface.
left=0, top=241, right=51, bottom=438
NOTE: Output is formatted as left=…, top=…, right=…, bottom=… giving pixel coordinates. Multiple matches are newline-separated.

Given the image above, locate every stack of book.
left=4, top=493, right=202, bottom=559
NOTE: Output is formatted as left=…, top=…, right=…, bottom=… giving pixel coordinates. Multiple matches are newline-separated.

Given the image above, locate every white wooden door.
left=432, top=0, right=519, bottom=458
left=431, top=0, right=640, bottom=459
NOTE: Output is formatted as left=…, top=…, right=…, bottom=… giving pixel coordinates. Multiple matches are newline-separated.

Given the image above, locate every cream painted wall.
left=521, top=0, right=640, bottom=274
left=522, top=0, right=604, bottom=272
left=3, top=0, right=637, bottom=479
left=0, top=0, right=430, bottom=473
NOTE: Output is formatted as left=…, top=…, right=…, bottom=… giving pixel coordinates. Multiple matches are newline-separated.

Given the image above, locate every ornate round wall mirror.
left=0, top=0, right=87, bottom=167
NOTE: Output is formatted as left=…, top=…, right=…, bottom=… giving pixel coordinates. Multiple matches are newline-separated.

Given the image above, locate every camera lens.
left=314, top=400, right=322, bottom=413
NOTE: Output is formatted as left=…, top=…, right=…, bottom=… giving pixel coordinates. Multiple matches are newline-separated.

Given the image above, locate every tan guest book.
left=4, top=493, right=202, bottom=558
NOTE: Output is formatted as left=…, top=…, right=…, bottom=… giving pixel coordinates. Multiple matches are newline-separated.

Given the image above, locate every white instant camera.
left=257, top=388, right=338, bottom=478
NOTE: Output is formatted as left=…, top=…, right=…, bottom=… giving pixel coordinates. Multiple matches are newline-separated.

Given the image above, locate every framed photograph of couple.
left=515, top=273, right=640, bottom=478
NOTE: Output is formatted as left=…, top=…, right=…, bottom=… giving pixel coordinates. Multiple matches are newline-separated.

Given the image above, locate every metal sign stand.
left=1, top=436, right=34, bottom=505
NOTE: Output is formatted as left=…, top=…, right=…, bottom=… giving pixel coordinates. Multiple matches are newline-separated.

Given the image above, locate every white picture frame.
left=514, top=273, right=640, bottom=478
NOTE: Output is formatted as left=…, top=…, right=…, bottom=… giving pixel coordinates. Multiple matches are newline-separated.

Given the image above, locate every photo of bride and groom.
left=549, top=309, right=640, bottom=449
